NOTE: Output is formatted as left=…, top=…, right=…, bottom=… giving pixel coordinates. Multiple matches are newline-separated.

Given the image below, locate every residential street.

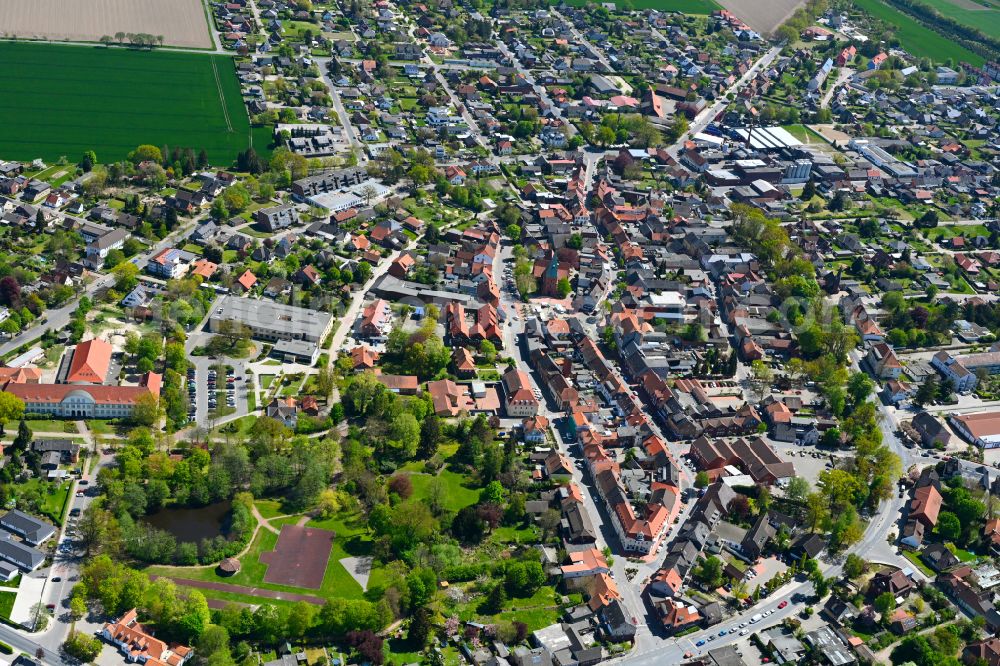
left=0, top=221, right=200, bottom=358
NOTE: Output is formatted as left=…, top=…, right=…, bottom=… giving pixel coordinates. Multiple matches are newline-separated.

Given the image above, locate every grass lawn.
left=918, top=0, right=1000, bottom=39
left=254, top=499, right=287, bottom=519
left=0, top=42, right=269, bottom=163
left=260, top=374, right=276, bottom=389
left=490, top=524, right=540, bottom=545
left=0, top=575, right=20, bottom=590
left=0, top=591, right=14, bottom=620
left=86, top=420, right=117, bottom=435
left=851, top=0, right=984, bottom=65
left=946, top=542, right=977, bottom=562
left=213, top=415, right=258, bottom=437
left=903, top=549, right=934, bottom=577
left=10, top=478, right=73, bottom=524
left=782, top=124, right=829, bottom=145
left=3, top=419, right=74, bottom=433
left=406, top=468, right=480, bottom=513
left=454, top=585, right=561, bottom=632
left=150, top=509, right=383, bottom=602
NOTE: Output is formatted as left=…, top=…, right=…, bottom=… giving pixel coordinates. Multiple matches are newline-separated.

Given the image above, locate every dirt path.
left=252, top=504, right=281, bottom=535
left=152, top=575, right=327, bottom=605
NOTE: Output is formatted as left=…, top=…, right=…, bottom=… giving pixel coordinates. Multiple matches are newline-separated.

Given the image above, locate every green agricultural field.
left=852, top=0, right=984, bottom=65
left=558, top=0, right=719, bottom=11
left=919, top=0, right=1000, bottom=39
left=0, top=42, right=271, bottom=163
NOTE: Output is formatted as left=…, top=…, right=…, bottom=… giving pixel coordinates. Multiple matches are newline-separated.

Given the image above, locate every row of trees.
left=73, top=554, right=390, bottom=665
left=99, top=32, right=165, bottom=48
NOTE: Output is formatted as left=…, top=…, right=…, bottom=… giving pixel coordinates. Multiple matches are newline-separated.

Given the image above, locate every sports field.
left=0, top=42, right=266, bottom=164
left=852, top=0, right=985, bottom=65
left=919, top=0, right=1000, bottom=39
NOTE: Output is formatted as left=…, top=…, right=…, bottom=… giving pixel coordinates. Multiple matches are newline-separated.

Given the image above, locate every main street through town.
left=492, top=237, right=937, bottom=665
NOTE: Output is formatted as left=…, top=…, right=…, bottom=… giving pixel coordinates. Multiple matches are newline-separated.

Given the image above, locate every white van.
left=749, top=613, right=763, bottom=624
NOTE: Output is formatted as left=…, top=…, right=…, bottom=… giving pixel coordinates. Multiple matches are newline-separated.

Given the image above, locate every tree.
left=749, top=359, right=773, bottom=401
left=556, top=277, right=572, bottom=299
left=694, top=556, right=723, bottom=589
left=113, top=261, right=140, bottom=293
left=346, top=630, right=384, bottom=666
left=480, top=481, right=506, bottom=506
left=13, top=419, right=31, bottom=452
left=937, top=511, right=961, bottom=541
left=844, top=554, right=867, bottom=579
left=69, top=595, right=87, bottom=621
left=874, top=591, right=896, bottom=616
left=196, top=624, right=233, bottom=660
left=76, top=506, right=119, bottom=555
left=286, top=602, right=316, bottom=639
left=131, top=393, right=160, bottom=427
left=64, top=631, right=102, bottom=662
left=479, top=340, right=497, bottom=364
left=408, top=607, right=433, bottom=647
left=694, top=471, right=710, bottom=488
left=914, top=376, right=939, bottom=407
left=917, top=210, right=939, bottom=228
left=846, top=372, right=874, bottom=409
left=539, top=508, right=561, bottom=540
left=388, top=475, right=413, bottom=500
left=418, top=415, right=441, bottom=459
left=130, top=144, right=163, bottom=164
left=596, top=125, right=616, bottom=147
left=482, top=583, right=507, bottom=615
left=0, top=276, right=21, bottom=308
left=805, top=492, right=829, bottom=531
left=316, top=366, right=335, bottom=399
left=785, top=476, right=810, bottom=503
left=312, top=488, right=342, bottom=523
left=0, top=393, right=25, bottom=436
left=29, top=602, right=51, bottom=631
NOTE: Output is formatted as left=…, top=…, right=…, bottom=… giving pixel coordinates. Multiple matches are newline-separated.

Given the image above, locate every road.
left=820, top=67, right=854, bottom=109
left=496, top=245, right=659, bottom=644
left=315, top=57, right=367, bottom=163
left=0, top=426, right=118, bottom=664
left=550, top=9, right=614, bottom=73
left=493, top=40, right=574, bottom=135
left=665, top=46, right=783, bottom=162
left=0, top=220, right=200, bottom=358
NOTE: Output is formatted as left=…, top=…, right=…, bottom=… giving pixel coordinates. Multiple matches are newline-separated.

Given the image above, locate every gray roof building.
left=804, top=625, right=855, bottom=666
left=0, top=510, right=55, bottom=545
left=0, top=534, right=45, bottom=571
left=208, top=295, right=334, bottom=344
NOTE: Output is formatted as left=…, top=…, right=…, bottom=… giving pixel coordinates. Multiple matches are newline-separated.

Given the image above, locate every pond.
left=142, top=500, right=232, bottom=543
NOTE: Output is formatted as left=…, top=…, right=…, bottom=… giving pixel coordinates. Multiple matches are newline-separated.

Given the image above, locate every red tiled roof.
left=67, top=339, right=112, bottom=384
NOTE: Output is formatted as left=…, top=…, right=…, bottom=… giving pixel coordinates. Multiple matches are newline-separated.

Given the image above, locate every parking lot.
left=188, top=357, right=250, bottom=426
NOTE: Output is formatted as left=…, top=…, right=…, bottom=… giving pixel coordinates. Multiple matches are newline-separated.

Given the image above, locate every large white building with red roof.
left=6, top=372, right=161, bottom=419
left=102, top=608, right=193, bottom=666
